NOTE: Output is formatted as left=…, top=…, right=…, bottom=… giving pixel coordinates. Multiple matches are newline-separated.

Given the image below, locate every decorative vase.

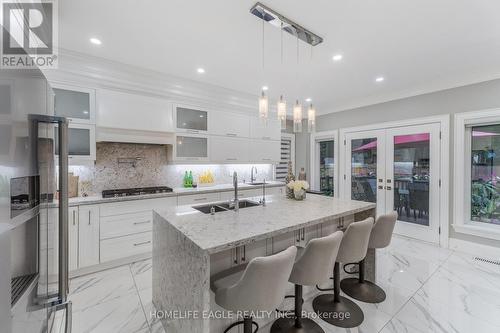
left=294, top=189, right=306, bottom=201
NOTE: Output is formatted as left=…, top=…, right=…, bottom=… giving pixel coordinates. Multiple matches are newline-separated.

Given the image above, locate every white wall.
left=305, top=78, right=500, bottom=248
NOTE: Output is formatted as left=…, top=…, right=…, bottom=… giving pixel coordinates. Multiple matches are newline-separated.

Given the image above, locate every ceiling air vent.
left=474, top=257, right=500, bottom=266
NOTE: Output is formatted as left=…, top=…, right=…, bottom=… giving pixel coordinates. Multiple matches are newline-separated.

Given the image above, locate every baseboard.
left=449, top=238, right=500, bottom=260
left=70, top=252, right=151, bottom=278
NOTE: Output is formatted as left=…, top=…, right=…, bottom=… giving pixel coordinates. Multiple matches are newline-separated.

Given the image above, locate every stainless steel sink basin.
left=193, top=200, right=260, bottom=214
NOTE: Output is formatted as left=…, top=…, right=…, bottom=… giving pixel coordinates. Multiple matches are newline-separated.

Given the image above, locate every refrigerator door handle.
left=58, top=120, right=70, bottom=302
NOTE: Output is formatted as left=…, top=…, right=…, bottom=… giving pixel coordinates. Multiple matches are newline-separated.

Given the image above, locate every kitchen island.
left=152, top=194, right=376, bottom=332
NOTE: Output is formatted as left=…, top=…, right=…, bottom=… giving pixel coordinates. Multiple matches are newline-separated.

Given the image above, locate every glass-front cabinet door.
left=174, top=135, right=209, bottom=161
left=318, top=140, right=335, bottom=196
left=55, top=123, right=96, bottom=161
left=52, top=84, right=95, bottom=124
left=175, top=105, right=208, bottom=133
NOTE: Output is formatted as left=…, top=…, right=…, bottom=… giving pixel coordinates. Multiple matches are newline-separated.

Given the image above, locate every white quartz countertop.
left=48, top=181, right=285, bottom=207
left=154, top=194, right=376, bottom=254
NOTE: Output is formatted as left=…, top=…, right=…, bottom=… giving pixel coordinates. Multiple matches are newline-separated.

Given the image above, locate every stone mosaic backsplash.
left=67, top=142, right=274, bottom=196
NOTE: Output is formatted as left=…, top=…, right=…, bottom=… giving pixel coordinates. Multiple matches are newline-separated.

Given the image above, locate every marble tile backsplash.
left=68, top=142, right=274, bottom=195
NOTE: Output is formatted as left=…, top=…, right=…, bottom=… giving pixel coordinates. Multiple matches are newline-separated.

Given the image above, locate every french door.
left=344, top=123, right=441, bottom=244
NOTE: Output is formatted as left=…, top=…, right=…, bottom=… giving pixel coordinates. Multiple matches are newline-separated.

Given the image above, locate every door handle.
left=88, top=211, right=91, bottom=225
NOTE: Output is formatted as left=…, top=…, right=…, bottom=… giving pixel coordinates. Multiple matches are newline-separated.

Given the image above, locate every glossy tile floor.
left=56, top=235, right=500, bottom=333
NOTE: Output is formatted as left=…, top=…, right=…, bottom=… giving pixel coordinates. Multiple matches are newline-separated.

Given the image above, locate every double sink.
left=193, top=199, right=260, bottom=214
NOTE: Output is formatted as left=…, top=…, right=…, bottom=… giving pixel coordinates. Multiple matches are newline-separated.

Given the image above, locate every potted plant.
left=287, top=180, right=309, bottom=200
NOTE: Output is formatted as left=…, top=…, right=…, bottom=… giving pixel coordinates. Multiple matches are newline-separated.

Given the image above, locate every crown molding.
left=42, top=48, right=261, bottom=115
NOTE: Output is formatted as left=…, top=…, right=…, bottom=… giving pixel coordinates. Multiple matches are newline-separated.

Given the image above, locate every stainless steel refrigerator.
left=0, top=66, right=71, bottom=331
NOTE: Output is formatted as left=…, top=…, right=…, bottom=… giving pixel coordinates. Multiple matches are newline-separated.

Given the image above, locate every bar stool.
left=341, top=211, right=398, bottom=303
left=270, top=231, right=343, bottom=333
left=211, top=246, right=297, bottom=333
left=312, top=218, right=374, bottom=328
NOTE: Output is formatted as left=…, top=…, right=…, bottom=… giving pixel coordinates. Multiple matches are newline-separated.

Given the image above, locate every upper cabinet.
left=175, top=105, right=208, bottom=133
left=97, top=88, right=173, bottom=133
left=210, top=111, right=249, bottom=138
left=52, top=83, right=96, bottom=124
left=250, top=117, right=281, bottom=141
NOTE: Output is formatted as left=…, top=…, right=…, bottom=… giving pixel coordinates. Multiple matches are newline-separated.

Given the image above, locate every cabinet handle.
left=72, top=210, right=76, bottom=225
left=226, top=158, right=237, bottom=161
left=241, top=246, right=246, bottom=262
left=133, top=220, right=151, bottom=225
left=296, top=230, right=300, bottom=242
left=187, top=130, right=199, bottom=134
left=88, top=211, right=91, bottom=225
left=185, top=157, right=199, bottom=161
left=133, top=241, right=151, bottom=247
left=226, top=133, right=237, bottom=137
left=193, top=197, right=207, bottom=201
left=262, top=158, right=271, bottom=161
left=301, top=228, right=305, bottom=241
left=262, top=136, right=271, bottom=140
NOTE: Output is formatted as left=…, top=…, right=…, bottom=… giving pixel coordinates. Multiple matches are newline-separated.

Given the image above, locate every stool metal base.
left=340, top=278, right=386, bottom=303
left=270, top=317, right=324, bottom=333
left=312, top=294, right=364, bottom=328
left=224, top=317, right=259, bottom=333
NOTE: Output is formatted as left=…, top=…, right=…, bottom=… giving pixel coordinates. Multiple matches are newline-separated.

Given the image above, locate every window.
left=454, top=109, right=500, bottom=240
left=276, top=134, right=295, bottom=182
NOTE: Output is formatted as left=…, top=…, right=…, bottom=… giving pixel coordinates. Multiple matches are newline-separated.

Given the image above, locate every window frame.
left=454, top=108, right=500, bottom=240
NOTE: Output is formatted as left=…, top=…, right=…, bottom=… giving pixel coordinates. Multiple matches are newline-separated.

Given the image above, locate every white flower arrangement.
left=287, top=180, right=309, bottom=192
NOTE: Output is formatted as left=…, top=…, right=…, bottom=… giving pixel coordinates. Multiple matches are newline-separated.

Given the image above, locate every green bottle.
left=183, top=171, right=189, bottom=188
left=188, top=171, right=193, bottom=187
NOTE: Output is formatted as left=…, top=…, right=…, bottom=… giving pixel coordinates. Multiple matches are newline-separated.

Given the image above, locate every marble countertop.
left=154, top=194, right=376, bottom=254
left=48, top=181, right=285, bottom=207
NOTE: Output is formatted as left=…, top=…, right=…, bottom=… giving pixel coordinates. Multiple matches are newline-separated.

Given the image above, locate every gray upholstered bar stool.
left=341, top=211, right=398, bottom=303
left=211, top=246, right=297, bottom=333
left=270, top=231, right=343, bottom=333
left=312, top=218, right=374, bottom=328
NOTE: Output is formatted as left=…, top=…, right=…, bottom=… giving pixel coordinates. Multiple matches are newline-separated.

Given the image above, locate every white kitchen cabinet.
left=210, top=112, right=249, bottom=138
left=78, top=205, right=100, bottom=267
left=175, top=105, right=208, bottom=133
left=169, top=134, right=209, bottom=162
left=52, top=83, right=96, bottom=124
left=100, top=211, right=152, bottom=240
left=219, top=187, right=261, bottom=201
left=177, top=192, right=220, bottom=206
left=101, top=232, right=152, bottom=263
left=266, top=186, right=284, bottom=196
left=210, top=136, right=249, bottom=162
left=68, top=207, right=79, bottom=271
left=100, top=197, right=176, bottom=216
left=97, top=88, right=173, bottom=133
left=250, top=117, right=281, bottom=141
left=250, top=139, right=280, bottom=163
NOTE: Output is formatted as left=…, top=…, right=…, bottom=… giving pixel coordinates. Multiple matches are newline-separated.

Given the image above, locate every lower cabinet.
left=78, top=205, right=100, bottom=267
left=100, top=232, right=152, bottom=263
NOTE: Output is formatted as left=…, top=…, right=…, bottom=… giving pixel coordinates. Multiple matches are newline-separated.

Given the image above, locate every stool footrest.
left=275, top=295, right=303, bottom=314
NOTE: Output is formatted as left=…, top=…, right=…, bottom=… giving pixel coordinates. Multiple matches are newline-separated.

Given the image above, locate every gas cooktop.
left=102, top=186, right=173, bottom=198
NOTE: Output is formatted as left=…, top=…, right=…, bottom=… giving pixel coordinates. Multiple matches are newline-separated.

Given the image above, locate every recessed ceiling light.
left=332, top=54, right=343, bottom=61
left=89, top=37, right=102, bottom=45
left=262, top=86, right=269, bottom=91
left=197, top=68, right=205, bottom=74
left=375, top=76, right=385, bottom=82
left=305, top=98, right=312, bottom=102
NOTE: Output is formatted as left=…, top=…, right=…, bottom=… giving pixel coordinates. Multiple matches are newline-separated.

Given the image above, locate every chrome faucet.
left=232, top=171, right=239, bottom=211
left=250, top=166, right=257, bottom=183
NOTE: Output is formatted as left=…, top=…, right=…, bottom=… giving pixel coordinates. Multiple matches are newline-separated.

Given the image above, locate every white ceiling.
left=58, top=0, right=500, bottom=115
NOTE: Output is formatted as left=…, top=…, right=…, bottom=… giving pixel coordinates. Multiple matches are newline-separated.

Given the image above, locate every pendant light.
left=293, top=100, right=302, bottom=133
left=259, top=90, right=269, bottom=123
left=307, top=103, right=316, bottom=132
left=277, top=95, right=287, bottom=129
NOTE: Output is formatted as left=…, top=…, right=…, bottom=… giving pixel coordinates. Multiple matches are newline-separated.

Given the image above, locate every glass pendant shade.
left=308, top=104, right=316, bottom=132
left=277, top=95, right=287, bottom=129
left=293, top=100, right=302, bottom=133
left=259, top=90, right=269, bottom=123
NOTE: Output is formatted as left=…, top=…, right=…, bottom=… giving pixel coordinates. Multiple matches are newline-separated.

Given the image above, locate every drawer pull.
left=133, top=241, right=151, bottom=247
left=262, top=158, right=271, bottom=161
left=226, top=133, right=237, bottom=137
left=226, top=158, right=237, bottom=161
left=133, top=220, right=151, bottom=225
left=193, top=197, right=207, bottom=201
left=262, top=136, right=271, bottom=140
left=187, top=130, right=199, bottom=134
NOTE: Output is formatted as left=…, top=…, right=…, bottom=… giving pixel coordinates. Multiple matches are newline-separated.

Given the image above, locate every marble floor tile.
left=69, top=265, right=137, bottom=312
left=130, top=259, right=153, bottom=291
left=72, top=292, right=150, bottom=333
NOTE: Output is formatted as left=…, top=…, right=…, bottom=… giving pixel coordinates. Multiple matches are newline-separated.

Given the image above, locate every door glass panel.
left=176, top=107, right=208, bottom=131
left=54, top=88, right=91, bottom=120
left=55, top=127, right=90, bottom=155
left=319, top=140, right=334, bottom=196
left=393, top=133, right=430, bottom=226
left=470, top=124, right=500, bottom=225
left=351, top=138, right=377, bottom=202
left=176, top=136, right=208, bottom=158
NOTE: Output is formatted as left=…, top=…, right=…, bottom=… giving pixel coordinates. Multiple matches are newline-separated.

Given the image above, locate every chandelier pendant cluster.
left=252, top=2, right=322, bottom=133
